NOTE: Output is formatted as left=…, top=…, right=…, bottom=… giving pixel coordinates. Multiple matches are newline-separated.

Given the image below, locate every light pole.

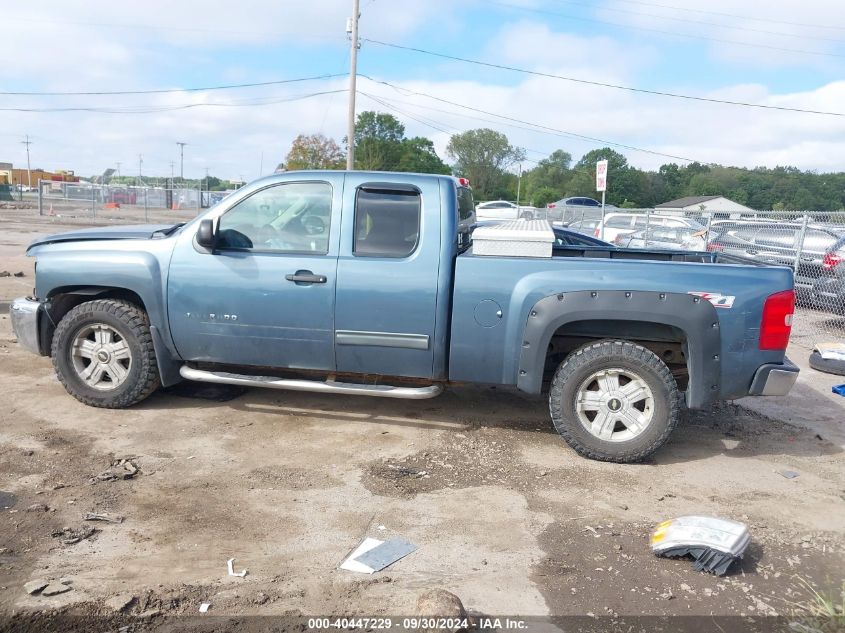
left=176, top=142, right=187, bottom=181
left=346, top=0, right=360, bottom=170
left=21, top=134, right=33, bottom=190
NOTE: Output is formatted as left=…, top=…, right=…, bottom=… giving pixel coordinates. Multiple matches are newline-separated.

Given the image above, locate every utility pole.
left=176, top=142, right=187, bottom=181
left=169, top=161, right=175, bottom=189
left=515, top=163, right=523, bottom=212
left=116, top=161, right=121, bottom=179
left=21, top=134, right=33, bottom=189
left=138, top=154, right=143, bottom=186
left=345, top=0, right=360, bottom=171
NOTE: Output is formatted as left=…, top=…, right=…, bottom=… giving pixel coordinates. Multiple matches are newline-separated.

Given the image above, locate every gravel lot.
left=0, top=209, right=843, bottom=631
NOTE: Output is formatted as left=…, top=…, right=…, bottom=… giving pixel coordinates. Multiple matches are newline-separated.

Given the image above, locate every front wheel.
left=548, top=340, right=681, bottom=463
left=52, top=299, right=160, bottom=408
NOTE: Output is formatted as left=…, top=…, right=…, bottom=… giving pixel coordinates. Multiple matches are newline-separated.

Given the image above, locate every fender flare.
left=516, top=290, right=722, bottom=408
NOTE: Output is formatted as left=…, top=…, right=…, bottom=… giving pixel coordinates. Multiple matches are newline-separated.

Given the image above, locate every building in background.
left=656, top=195, right=753, bottom=214
left=0, top=163, right=79, bottom=186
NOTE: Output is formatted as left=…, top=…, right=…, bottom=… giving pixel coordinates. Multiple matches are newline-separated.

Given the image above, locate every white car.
left=475, top=200, right=540, bottom=221
left=596, top=213, right=706, bottom=243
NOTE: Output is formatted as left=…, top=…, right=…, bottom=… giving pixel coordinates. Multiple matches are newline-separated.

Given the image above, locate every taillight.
left=594, top=228, right=600, bottom=237
left=822, top=251, right=842, bottom=270
left=706, top=243, right=724, bottom=252
left=547, top=203, right=556, bottom=208
left=759, top=290, right=794, bottom=351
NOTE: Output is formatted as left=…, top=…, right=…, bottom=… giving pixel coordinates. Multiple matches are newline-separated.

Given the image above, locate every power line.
left=610, top=0, right=845, bottom=32
left=358, top=76, right=701, bottom=163
left=545, top=0, right=845, bottom=43
left=491, top=1, right=845, bottom=58
left=0, top=89, right=347, bottom=113
left=0, top=73, right=347, bottom=96
left=362, top=39, right=845, bottom=117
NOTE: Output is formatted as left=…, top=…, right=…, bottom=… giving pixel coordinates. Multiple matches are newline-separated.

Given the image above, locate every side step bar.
left=179, top=365, right=444, bottom=400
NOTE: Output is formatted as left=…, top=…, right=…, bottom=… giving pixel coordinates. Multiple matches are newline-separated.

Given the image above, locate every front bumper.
left=9, top=297, right=44, bottom=355
left=748, top=356, right=799, bottom=396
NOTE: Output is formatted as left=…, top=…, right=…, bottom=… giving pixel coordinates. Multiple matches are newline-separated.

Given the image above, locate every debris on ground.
left=91, top=459, right=139, bottom=483
left=779, top=470, right=801, bottom=479
left=651, top=516, right=750, bottom=576
left=41, top=581, right=73, bottom=596
left=82, top=512, right=124, bottom=523
left=199, top=602, right=211, bottom=613
left=416, top=588, right=467, bottom=617
left=227, top=558, right=247, bottom=578
left=833, top=384, right=845, bottom=397
left=13, top=271, right=24, bottom=277
left=25, top=503, right=51, bottom=513
left=51, top=525, right=97, bottom=545
left=105, top=593, right=135, bottom=612
left=23, top=579, right=49, bottom=595
left=340, top=536, right=418, bottom=573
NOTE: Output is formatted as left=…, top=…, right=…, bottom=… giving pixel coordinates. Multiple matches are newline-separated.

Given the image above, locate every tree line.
left=280, top=110, right=845, bottom=211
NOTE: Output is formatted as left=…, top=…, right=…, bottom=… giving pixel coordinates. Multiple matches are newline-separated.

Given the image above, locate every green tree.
left=446, top=128, right=525, bottom=200
left=523, top=150, right=572, bottom=205
left=396, top=137, right=451, bottom=174
left=284, top=134, right=345, bottom=170
left=352, top=111, right=406, bottom=171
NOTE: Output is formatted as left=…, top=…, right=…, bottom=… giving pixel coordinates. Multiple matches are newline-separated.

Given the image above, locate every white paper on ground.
left=816, top=342, right=845, bottom=361
left=339, top=537, right=383, bottom=574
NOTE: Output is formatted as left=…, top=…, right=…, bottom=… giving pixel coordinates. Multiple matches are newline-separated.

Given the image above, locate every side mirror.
left=196, top=219, right=216, bottom=248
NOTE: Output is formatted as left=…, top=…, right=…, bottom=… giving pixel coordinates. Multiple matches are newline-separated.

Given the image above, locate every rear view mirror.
left=196, top=219, right=216, bottom=248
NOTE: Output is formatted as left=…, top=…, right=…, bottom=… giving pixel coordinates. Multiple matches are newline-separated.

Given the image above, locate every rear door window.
left=354, top=185, right=421, bottom=258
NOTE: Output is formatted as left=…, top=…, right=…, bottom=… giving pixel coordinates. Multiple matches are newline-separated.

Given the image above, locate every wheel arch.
left=44, top=286, right=182, bottom=387
left=517, top=290, right=722, bottom=408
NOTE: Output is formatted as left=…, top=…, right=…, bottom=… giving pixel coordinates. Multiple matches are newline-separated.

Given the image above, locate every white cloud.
left=2, top=4, right=844, bottom=179
left=601, top=0, right=845, bottom=68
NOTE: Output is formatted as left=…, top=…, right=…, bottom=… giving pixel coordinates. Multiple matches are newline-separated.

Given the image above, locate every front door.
left=167, top=176, right=342, bottom=370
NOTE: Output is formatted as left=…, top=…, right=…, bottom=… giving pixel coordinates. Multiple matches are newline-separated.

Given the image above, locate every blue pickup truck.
left=10, top=171, right=799, bottom=462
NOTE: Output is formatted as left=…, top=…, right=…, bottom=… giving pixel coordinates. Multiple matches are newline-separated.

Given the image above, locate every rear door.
left=333, top=175, right=445, bottom=379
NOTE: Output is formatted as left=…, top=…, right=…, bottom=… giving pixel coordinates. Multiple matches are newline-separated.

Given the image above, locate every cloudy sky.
left=2, top=0, right=844, bottom=180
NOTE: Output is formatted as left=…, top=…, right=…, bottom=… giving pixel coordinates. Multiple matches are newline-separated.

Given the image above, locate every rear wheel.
left=549, top=339, right=681, bottom=463
left=52, top=299, right=160, bottom=408
left=519, top=211, right=534, bottom=221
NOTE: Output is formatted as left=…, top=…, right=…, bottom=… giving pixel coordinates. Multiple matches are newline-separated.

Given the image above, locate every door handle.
left=285, top=270, right=327, bottom=284
left=745, top=249, right=758, bottom=255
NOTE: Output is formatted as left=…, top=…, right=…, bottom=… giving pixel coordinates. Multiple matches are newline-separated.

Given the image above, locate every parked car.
left=597, top=213, right=706, bottom=243
left=566, top=218, right=602, bottom=236
left=708, top=222, right=844, bottom=297
left=615, top=226, right=707, bottom=251
left=475, top=200, right=541, bottom=221
left=811, top=235, right=845, bottom=314
left=11, top=170, right=798, bottom=464
left=474, top=220, right=613, bottom=248
left=546, top=196, right=605, bottom=224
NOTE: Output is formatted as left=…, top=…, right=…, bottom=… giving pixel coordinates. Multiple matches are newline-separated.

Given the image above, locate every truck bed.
left=551, top=244, right=764, bottom=266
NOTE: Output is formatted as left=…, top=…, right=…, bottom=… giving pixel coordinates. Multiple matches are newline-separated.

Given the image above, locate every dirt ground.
left=0, top=208, right=843, bottom=632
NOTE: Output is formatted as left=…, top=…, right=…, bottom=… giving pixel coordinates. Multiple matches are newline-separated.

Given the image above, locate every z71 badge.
left=689, top=291, right=735, bottom=309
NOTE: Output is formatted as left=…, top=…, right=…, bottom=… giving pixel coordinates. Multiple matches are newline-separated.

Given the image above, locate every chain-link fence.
left=34, top=180, right=236, bottom=224
left=550, top=206, right=845, bottom=349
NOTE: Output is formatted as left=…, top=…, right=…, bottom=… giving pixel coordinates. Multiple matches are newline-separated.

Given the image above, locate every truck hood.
left=28, top=223, right=183, bottom=250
